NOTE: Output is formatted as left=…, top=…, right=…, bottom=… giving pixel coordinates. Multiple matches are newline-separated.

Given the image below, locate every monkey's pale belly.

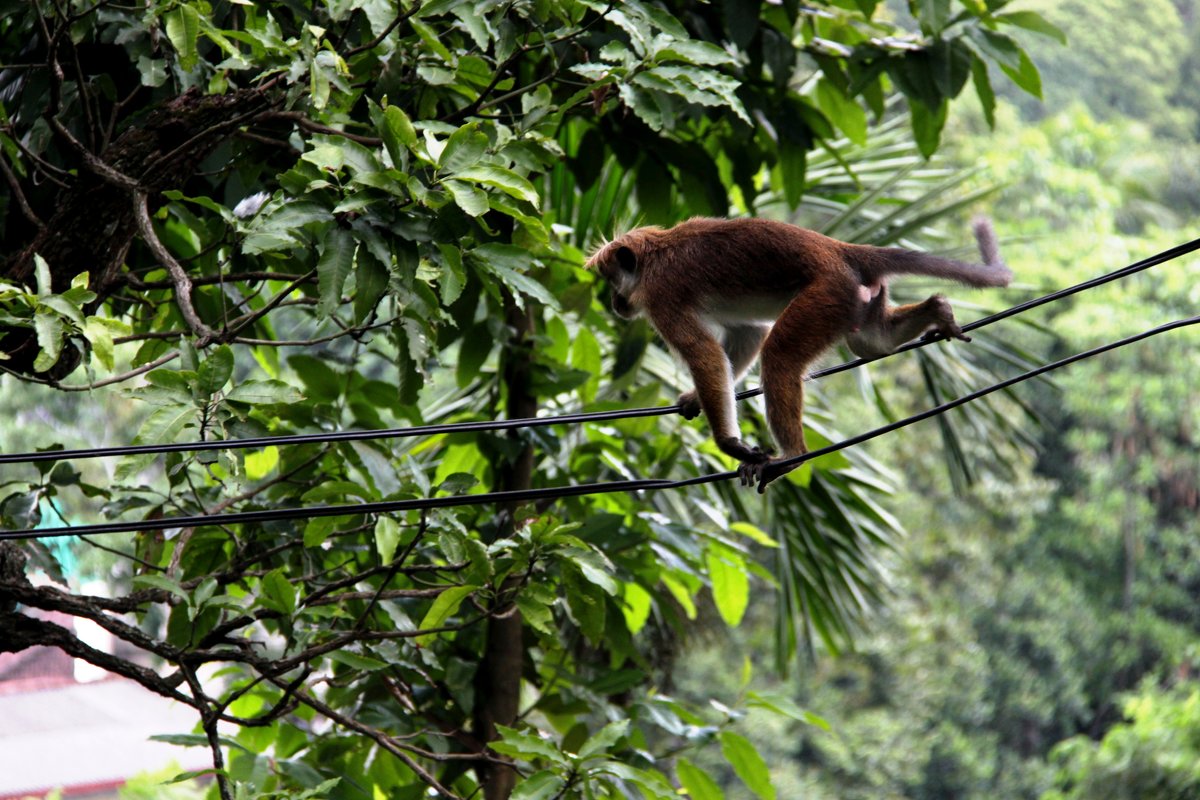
left=701, top=294, right=794, bottom=325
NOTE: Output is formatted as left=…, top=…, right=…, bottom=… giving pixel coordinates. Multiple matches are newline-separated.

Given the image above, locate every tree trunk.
left=475, top=297, right=537, bottom=800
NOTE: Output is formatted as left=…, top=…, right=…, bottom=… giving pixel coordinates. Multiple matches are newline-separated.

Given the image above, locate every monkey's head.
left=585, top=228, right=662, bottom=320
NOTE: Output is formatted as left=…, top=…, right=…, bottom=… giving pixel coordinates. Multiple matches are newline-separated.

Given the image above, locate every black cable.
left=6, top=313, right=1196, bottom=540
left=3, top=234, right=1197, bottom=467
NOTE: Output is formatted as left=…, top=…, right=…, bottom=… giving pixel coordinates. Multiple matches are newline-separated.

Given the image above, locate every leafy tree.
left=1008, top=0, right=1194, bottom=137
left=0, top=2, right=1050, bottom=799
left=1043, top=681, right=1200, bottom=800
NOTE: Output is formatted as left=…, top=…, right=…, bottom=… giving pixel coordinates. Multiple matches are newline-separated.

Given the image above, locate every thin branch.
left=222, top=269, right=318, bottom=338
left=0, top=156, right=43, bottom=229
left=346, top=1, right=423, bottom=56
left=126, top=271, right=316, bottom=290
left=261, top=111, right=383, bottom=146
left=307, top=588, right=445, bottom=606
left=51, top=350, right=181, bottom=392
left=49, top=116, right=141, bottom=190
left=112, top=330, right=187, bottom=344
left=132, top=192, right=218, bottom=343
left=232, top=320, right=392, bottom=347
left=283, top=684, right=468, bottom=798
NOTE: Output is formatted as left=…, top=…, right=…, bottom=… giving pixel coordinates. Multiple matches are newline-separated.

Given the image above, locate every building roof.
left=0, top=676, right=209, bottom=799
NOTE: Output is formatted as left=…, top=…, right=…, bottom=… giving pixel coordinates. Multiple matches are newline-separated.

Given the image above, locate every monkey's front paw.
left=677, top=391, right=702, bottom=419
left=737, top=458, right=797, bottom=493
left=718, top=437, right=772, bottom=464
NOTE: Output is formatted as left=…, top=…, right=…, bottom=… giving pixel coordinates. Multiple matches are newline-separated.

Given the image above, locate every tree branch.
left=0, top=156, right=43, bottom=229
left=132, top=192, right=218, bottom=344
left=260, top=111, right=383, bottom=146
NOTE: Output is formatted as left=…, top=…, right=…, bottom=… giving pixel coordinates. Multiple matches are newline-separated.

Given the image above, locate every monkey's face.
left=609, top=286, right=636, bottom=319
left=603, top=244, right=642, bottom=319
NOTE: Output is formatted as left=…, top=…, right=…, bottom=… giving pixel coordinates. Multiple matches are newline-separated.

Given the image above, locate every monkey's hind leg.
left=847, top=292, right=969, bottom=359
left=745, top=283, right=853, bottom=492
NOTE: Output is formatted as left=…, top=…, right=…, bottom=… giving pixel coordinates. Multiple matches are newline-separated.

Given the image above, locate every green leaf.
left=326, top=649, right=388, bottom=671
left=262, top=568, right=297, bottom=615
left=719, top=731, right=775, bottom=800
left=136, top=404, right=194, bottom=444
left=416, top=585, right=477, bottom=644
left=39, top=295, right=85, bottom=328
left=994, top=10, right=1067, bottom=43
left=304, top=517, right=337, bottom=549
left=676, top=758, right=724, bottom=800
left=491, top=726, right=569, bottom=765
left=224, top=380, right=303, bottom=405
left=196, top=345, right=234, bottom=395
left=132, top=573, right=190, bottom=603
left=563, top=546, right=618, bottom=596
left=971, top=58, right=996, bottom=128
left=915, top=0, right=951, bottom=33
left=452, top=165, right=540, bottom=206
left=966, top=27, right=1022, bottom=71
left=746, top=691, right=831, bottom=729
left=83, top=318, right=115, bottom=370
left=706, top=544, right=749, bottom=627
left=317, top=228, right=356, bottom=319
left=511, top=771, right=567, bottom=800
left=439, top=123, right=488, bottom=172
left=164, top=4, right=201, bottom=71
left=730, top=521, right=777, bottom=548
left=32, top=311, right=63, bottom=371
left=469, top=244, right=558, bottom=310
left=33, top=253, right=52, bottom=296
left=577, top=720, right=629, bottom=760
left=814, top=79, right=866, bottom=146
left=656, top=40, right=736, bottom=67
left=909, top=98, right=947, bottom=158
left=621, top=582, right=652, bottom=634
left=446, top=179, right=489, bottom=216
left=375, top=516, right=401, bottom=563
left=380, top=105, right=417, bottom=167
left=353, top=248, right=389, bottom=322
left=301, top=143, right=345, bottom=172
left=999, top=48, right=1043, bottom=99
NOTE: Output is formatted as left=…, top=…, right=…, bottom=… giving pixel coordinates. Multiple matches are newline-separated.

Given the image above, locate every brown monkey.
left=586, top=217, right=1010, bottom=491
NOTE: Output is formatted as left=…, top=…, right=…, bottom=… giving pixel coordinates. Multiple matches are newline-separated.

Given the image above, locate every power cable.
left=5, top=312, right=1196, bottom=540
left=2, top=234, right=1198, bottom=468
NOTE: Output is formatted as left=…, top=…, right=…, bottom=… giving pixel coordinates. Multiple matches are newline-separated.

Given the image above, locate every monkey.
left=586, top=217, right=1010, bottom=491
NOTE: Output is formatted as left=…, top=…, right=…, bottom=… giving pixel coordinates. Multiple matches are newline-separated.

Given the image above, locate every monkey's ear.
left=615, top=246, right=637, bottom=274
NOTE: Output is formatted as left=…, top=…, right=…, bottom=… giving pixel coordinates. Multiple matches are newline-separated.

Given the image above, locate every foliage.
left=1010, top=0, right=1197, bottom=138
left=675, top=93, right=1200, bottom=796
left=1044, top=682, right=1200, bottom=800
left=0, top=1, right=1051, bottom=799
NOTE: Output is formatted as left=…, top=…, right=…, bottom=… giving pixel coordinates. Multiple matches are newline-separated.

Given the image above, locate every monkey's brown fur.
left=586, top=217, right=1011, bottom=491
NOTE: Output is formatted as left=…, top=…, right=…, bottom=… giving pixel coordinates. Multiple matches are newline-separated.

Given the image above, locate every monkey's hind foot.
left=737, top=457, right=797, bottom=493
left=921, top=324, right=970, bottom=345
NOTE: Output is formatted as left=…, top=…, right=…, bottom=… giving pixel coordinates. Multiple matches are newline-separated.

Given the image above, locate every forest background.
left=0, top=0, right=1198, bottom=799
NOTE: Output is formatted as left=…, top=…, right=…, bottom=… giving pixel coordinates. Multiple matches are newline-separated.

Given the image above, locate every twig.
left=222, top=269, right=318, bottom=338
left=51, top=350, right=181, bottom=392
left=132, top=192, right=218, bottom=343
left=346, top=1, right=423, bottom=56
left=232, top=319, right=391, bottom=347
left=0, top=156, right=43, bottom=228
left=283, top=685, right=468, bottom=798
left=261, top=110, right=383, bottom=146
left=126, top=271, right=315, bottom=290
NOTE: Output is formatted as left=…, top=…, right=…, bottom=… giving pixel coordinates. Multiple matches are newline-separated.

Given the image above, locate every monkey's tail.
left=851, top=217, right=1012, bottom=288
